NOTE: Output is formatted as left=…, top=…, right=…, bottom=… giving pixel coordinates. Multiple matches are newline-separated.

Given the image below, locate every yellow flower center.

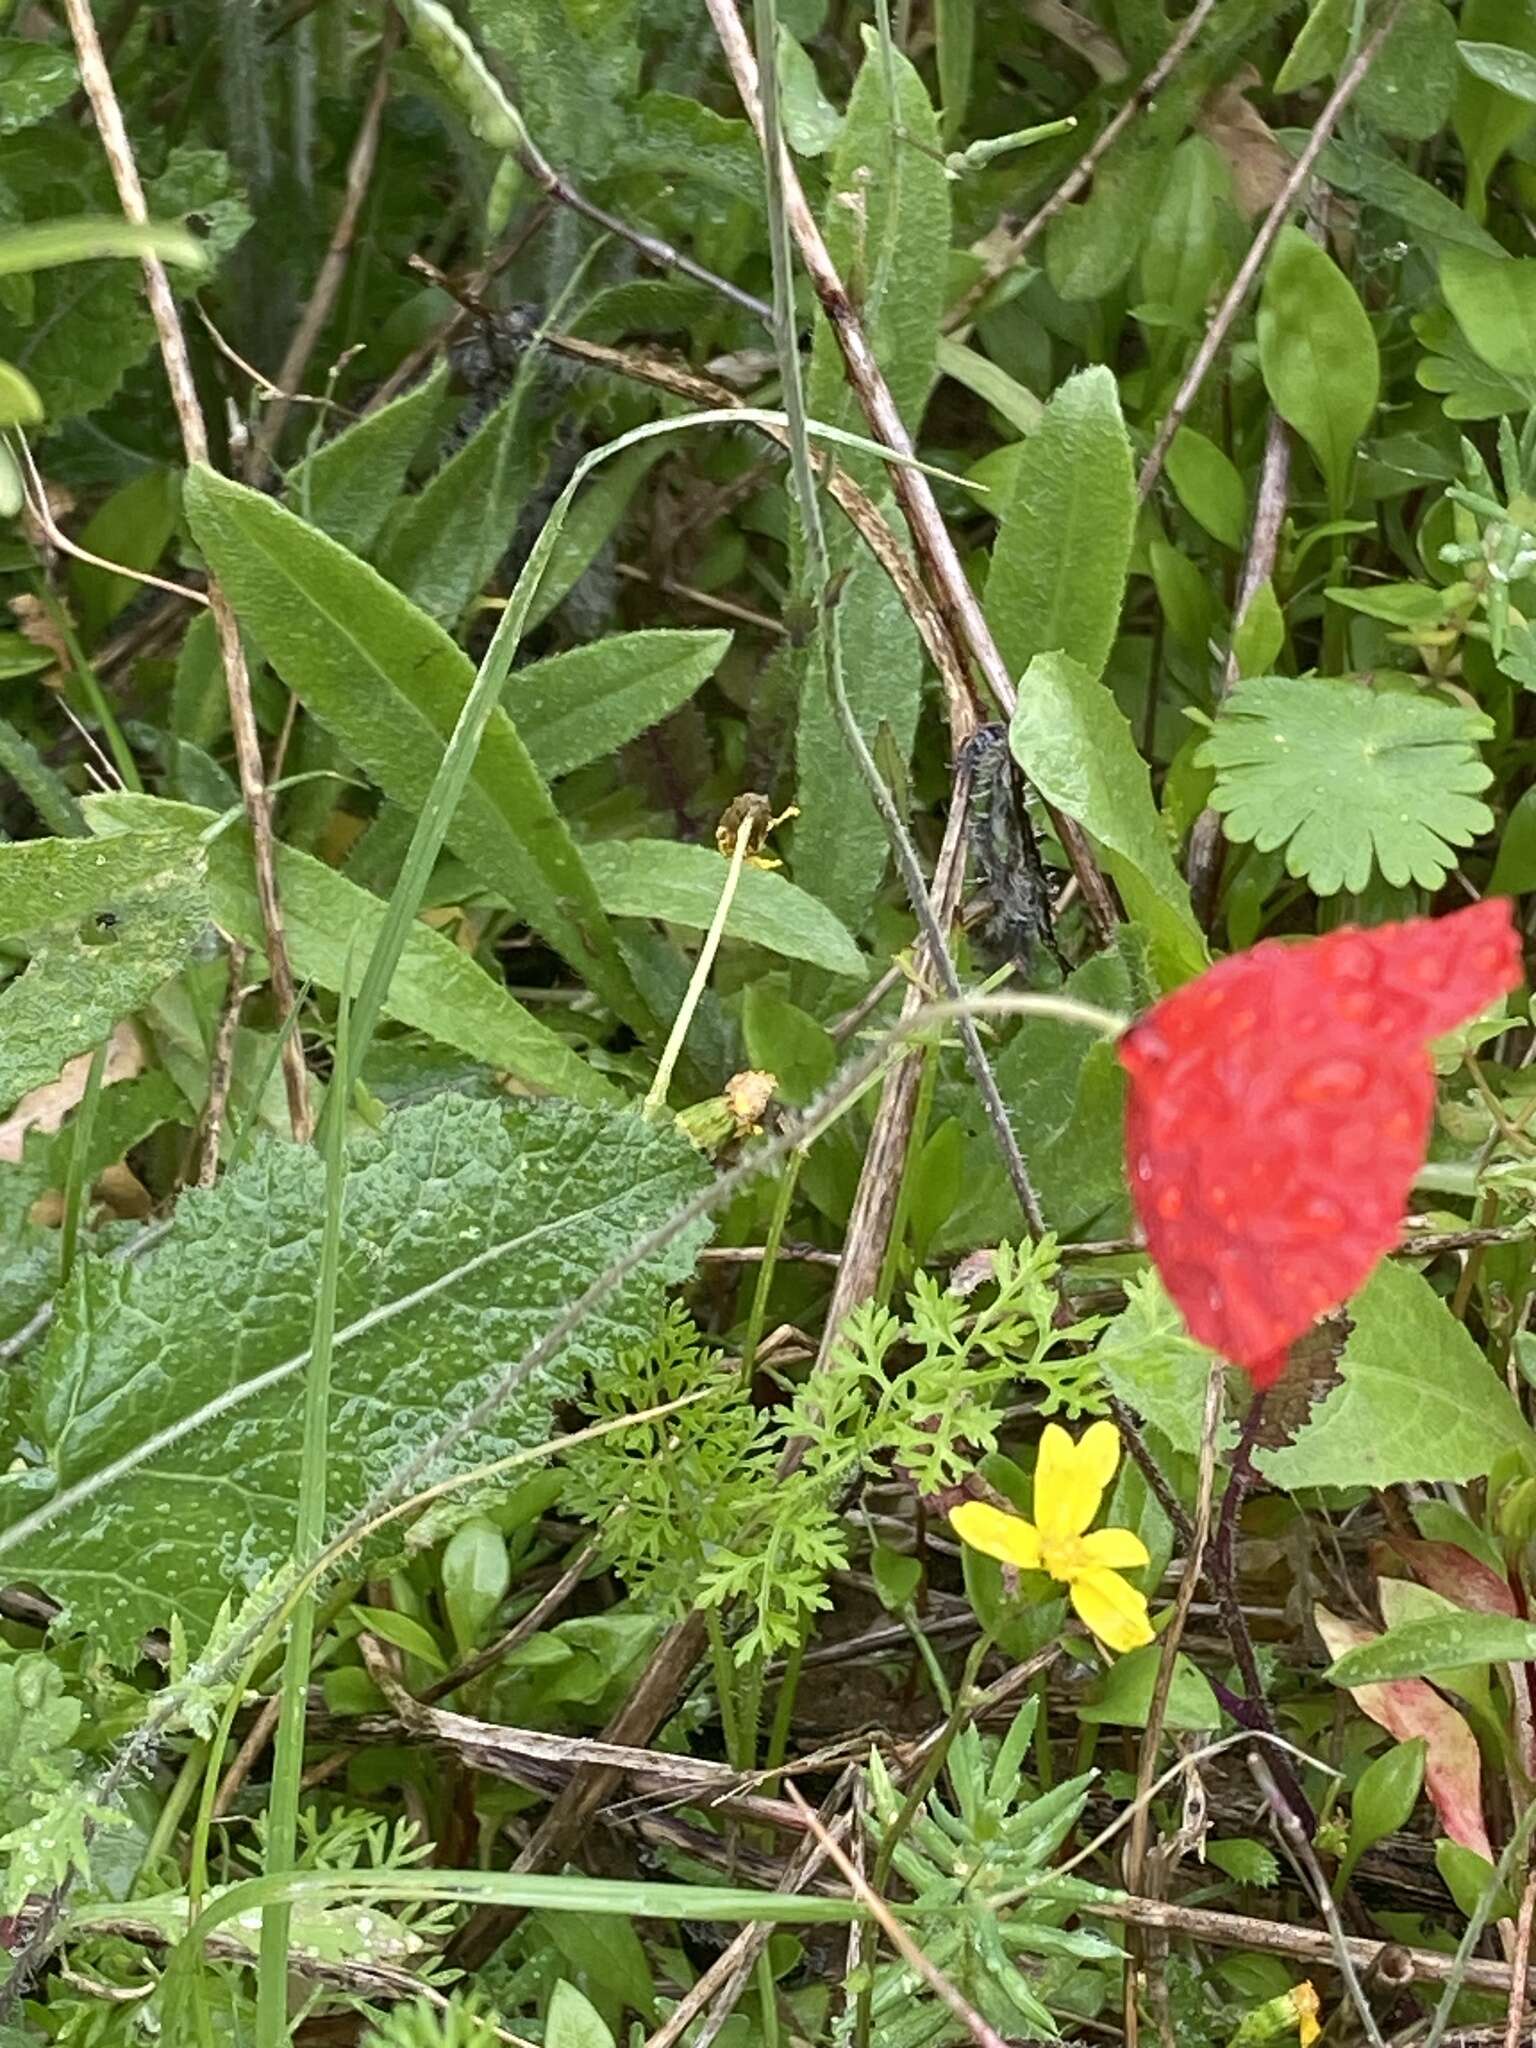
left=1040, top=1533, right=1094, bottom=1584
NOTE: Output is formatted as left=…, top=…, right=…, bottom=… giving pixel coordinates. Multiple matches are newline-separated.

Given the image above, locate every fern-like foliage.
left=361, top=1990, right=505, bottom=2047
left=565, top=1239, right=1105, bottom=1662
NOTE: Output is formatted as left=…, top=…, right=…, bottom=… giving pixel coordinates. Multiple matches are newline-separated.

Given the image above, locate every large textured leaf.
left=1198, top=676, right=1494, bottom=895
left=0, top=832, right=210, bottom=1116
left=183, top=467, right=651, bottom=1037
left=1007, top=651, right=1206, bottom=988
left=0, top=1095, right=709, bottom=1655
left=508, top=629, right=730, bottom=782
left=1257, top=1262, right=1534, bottom=1489
left=285, top=364, right=449, bottom=557
left=1257, top=227, right=1379, bottom=513
left=86, top=795, right=616, bottom=1109
left=581, top=840, right=866, bottom=979
left=987, top=368, right=1135, bottom=688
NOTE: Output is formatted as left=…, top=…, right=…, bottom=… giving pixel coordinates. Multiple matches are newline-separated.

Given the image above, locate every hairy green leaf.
left=1198, top=676, right=1494, bottom=894
left=86, top=794, right=617, bottom=1108
left=183, top=466, right=651, bottom=1037
left=285, top=363, right=450, bottom=556
left=1007, top=650, right=1206, bottom=987
left=0, top=1095, right=708, bottom=1654
left=507, top=629, right=729, bottom=781
left=987, top=367, right=1135, bottom=688
left=1327, top=1611, right=1536, bottom=1687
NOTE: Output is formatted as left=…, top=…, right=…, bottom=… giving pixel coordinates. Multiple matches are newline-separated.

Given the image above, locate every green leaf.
left=1078, top=1642, right=1221, bottom=1729
left=441, top=1517, right=510, bottom=1653
left=508, top=629, right=729, bottom=782
left=0, top=1095, right=709, bottom=1654
left=935, top=336, right=1042, bottom=436
left=1276, top=0, right=1348, bottom=91
left=1490, top=785, right=1536, bottom=896
left=0, top=831, right=211, bottom=1116
left=1095, top=1272, right=1232, bottom=1457
left=1139, top=137, right=1233, bottom=339
left=1310, top=137, right=1503, bottom=256
left=0, top=712, right=83, bottom=838
left=1165, top=428, right=1247, bottom=550
left=378, top=386, right=544, bottom=625
left=1439, top=247, right=1536, bottom=382
left=349, top=1603, right=449, bottom=1672
left=1327, top=1612, right=1536, bottom=1687
left=0, top=41, right=77, bottom=133
left=1007, top=650, right=1206, bottom=988
left=1257, top=227, right=1379, bottom=513
left=806, top=38, right=949, bottom=458
left=741, top=984, right=836, bottom=1105
left=1232, top=581, right=1284, bottom=678
left=776, top=28, right=843, bottom=156
left=1414, top=303, right=1535, bottom=419
left=1345, top=1740, right=1426, bottom=1880
left=523, top=440, right=664, bottom=631
left=545, top=1980, right=617, bottom=2048
left=580, top=839, right=866, bottom=979
left=182, top=466, right=652, bottom=1038
left=285, top=363, right=449, bottom=556
left=1458, top=37, right=1536, bottom=102
left=0, top=359, right=41, bottom=428
left=1359, top=0, right=1458, bottom=139
left=1453, top=0, right=1536, bottom=217
left=987, top=367, right=1136, bottom=687
left=86, top=792, right=618, bottom=1108
left=1256, top=1261, right=1535, bottom=1489
left=1205, top=1839, right=1280, bottom=1888
left=71, top=467, right=181, bottom=640
left=1198, top=675, right=1495, bottom=895
left=794, top=537, right=924, bottom=930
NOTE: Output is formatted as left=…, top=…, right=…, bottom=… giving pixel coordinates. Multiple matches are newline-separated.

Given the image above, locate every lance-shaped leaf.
left=0, top=1095, right=709, bottom=1657
left=1316, top=1605, right=1493, bottom=1861
left=183, top=467, right=652, bottom=1038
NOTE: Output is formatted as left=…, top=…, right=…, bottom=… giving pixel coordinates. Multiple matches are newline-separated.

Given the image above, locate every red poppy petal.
left=1118, top=900, right=1522, bottom=1380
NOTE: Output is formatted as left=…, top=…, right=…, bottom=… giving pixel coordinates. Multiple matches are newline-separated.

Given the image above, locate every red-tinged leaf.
left=1315, top=1605, right=1493, bottom=1862
left=1389, top=1539, right=1518, bottom=1618
left=1119, top=901, right=1521, bottom=1382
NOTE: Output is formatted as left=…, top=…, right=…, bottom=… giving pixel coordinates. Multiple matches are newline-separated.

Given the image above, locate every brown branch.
left=1508, top=1867, right=1536, bottom=2048
left=702, top=0, right=1118, bottom=944
left=946, top=0, right=1221, bottom=333
left=246, top=16, right=398, bottom=479
left=188, top=941, right=253, bottom=1189
left=1185, top=411, right=1291, bottom=927
left=62, top=0, right=312, bottom=1143
left=1137, top=0, right=1403, bottom=500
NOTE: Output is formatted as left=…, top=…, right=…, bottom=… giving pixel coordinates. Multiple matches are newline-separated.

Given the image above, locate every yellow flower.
left=1293, top=1981, right=1321, bottom=2047
left=950, top=1421, right=1154, bottom=1654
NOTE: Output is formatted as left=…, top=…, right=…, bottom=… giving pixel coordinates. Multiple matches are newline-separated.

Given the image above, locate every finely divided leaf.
left=1198, top=676, right=1494, bottom=895
left=987, top=367, right=1136, bottom=689
left=0, top=1095, right=709, bottom=1655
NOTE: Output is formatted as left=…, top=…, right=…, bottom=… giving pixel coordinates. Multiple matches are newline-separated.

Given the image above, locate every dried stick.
left=1508, top=1867, right=1536, bottom=2048
left=946, top=0, right=1221, bottom=332
left=1185, top=412, right=1291, bottom=926
left=785, top=1783, right=1011, bottom=2048
left=62, top=0, right=312, bottom=1142
left=246, top=16, right=398, bottom=478
left=189, top=940, right=253, bottom=1189
left=1137, top=0, right=1403, bottom=500
left=211, top=1692, right=282, bottom=1820
left=703, top=0, right=1119, bottom=944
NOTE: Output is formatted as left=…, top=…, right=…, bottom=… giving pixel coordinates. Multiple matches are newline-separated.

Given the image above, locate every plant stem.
left=644, top=814, right=754, bottom=1119
left=254, top=991, right=348, bottom=2047
left=740, top=1149, right=803, bottom=1390
left=57, top=1038, right=109, bottom=1289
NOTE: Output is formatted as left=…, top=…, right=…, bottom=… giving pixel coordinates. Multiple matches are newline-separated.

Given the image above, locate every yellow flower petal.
left=1036, top=1420, right=1119, bottom=1542
left=1294, top=1981, right=1321, bottom=2047
left=950, top=1500, right=1043, bottom=1571
left=1079, top=1525, right=1150, bottom=1572
left=1069, top=1567, right=1154, bottom=1653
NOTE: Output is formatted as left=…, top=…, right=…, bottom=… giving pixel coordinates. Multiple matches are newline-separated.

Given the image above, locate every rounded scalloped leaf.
left=1197, top=676, right=1495, bottom=894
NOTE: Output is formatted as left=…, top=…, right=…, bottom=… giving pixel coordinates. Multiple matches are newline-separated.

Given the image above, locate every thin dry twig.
left=703, top=0, right=1119, bottom=943
left=246, top=18, right=398, bottom=478
left=1137, top=0, right=1404, bottom=500
left=1186, top=410, right=1291, bottom=925
left=1507, top=1867, right=1536, bottom=2048
left=189, top=941, right=253, bottom=1190
left=61, top=0, right=312, bottom=1142
left=946, top=0, right=1222, bottom=332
